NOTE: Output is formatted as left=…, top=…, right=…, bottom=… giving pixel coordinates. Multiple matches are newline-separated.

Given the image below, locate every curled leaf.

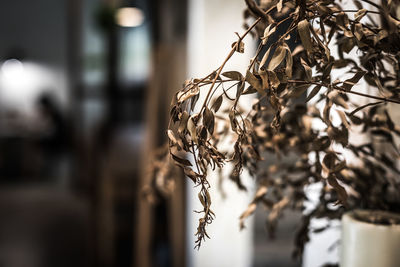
left=222, top=71, right=243, bottom=81
left=167, top=129, right=177, bottom=144
left=171, top=153, right=192, bottom=167
left=262, top=24, right=276, bottom=45
left=327, top=175, right=348, bottom=204
left=354, top=9, right=367, bottom=22
left=267, top=45, right=286, bottom=71
left=245, top=70, right=263, bottom=93
left=300, top=58, right=312, bottom=81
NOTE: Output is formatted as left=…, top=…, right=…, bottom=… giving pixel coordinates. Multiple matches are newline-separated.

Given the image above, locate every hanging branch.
left=150, top=0, right=400, bottom=257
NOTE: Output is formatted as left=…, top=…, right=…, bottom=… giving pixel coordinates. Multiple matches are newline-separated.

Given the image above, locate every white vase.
left=340, top=210, right=400, bottom=267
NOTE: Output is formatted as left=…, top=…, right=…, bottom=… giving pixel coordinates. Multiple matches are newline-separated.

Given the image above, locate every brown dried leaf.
left=245, top=70, right=263, bottom=93
left=167, top=129, right=177, bottom=144
left=327, top=175, right=348, bottom=204
left=211, top=95, right=223, bottom=112
left=178, top=111, right=189, bottom=134
left=354, top=9, right=367, bottom=22
left=184, top=167, right=198, bottom=183
left=328, top=91, right=348, bottom=109
left=171, top=153, right=192, bottom=167
left=177, top=85, right=200, bottom=103
left=306, top=85, right=322, bottom=102
left=222, top=71, right=243, bottom=81
left=337, top=110, right=350, bottom=129
left=322, top=152, right=337, bottom=172
left=298, top=19, right=313, bottom=52
left=262, top=24, right=276, bottom=45
left=203, top=107, right=215, bottom=135
left=267, top=45, right=286, bottom=71
left=259, top=46, right=271, bottom=70
left=232, top=40, right=245, bottom=53
left=342, top=71, right=366, bottom=91
left=277, top=0, right=283, bottom=12
left=285, top=46, right=293, bottom=78
left=288, top=84, right=309, bottom=98
left=187, top=115, right=198, bottom=143
left=239, top=203, right=257, bottom=229
left=300, top=58, right=312, bottom=81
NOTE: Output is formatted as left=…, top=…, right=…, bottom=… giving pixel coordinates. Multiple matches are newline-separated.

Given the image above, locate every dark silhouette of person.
left=36, top=93, right=71, bottom=182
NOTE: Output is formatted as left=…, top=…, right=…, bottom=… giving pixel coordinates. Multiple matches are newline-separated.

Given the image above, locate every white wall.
left=186, top=0, right=256, bottom=266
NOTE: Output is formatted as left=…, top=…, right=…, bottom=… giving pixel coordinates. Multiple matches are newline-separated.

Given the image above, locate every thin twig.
left=288, top=80, right=400, bottom=105
left=200, top=17, right=263, bottom=114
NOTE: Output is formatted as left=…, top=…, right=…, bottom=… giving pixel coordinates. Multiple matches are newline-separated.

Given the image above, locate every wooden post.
left=134, top=0, right=188, bottom=266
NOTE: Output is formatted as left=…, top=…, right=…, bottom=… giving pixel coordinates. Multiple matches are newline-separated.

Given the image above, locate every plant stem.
left=200, top=17, right=262, bottom=114
left=333, top=10, right=380, bottom=15
left=358, top=0, right=383, bottom=11
left=288, top=80, right=400, bottom=105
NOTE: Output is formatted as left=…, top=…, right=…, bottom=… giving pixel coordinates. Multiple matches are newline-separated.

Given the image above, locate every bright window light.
left=116, top=7, right=144, bottom=27
left=2, top=59, right=24, bottom=79
left=0, top=61, right=66, bottom=114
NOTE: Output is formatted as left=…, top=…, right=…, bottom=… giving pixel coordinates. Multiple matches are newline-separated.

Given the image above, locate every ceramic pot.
left=340, top=209, right=400, bottom=267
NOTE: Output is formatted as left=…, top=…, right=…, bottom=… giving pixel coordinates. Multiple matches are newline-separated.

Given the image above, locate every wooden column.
left=134, top=0, right=188, bottom=266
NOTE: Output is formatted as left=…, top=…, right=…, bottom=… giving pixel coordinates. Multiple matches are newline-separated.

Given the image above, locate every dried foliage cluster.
left=149, top=0, right=400, bottom=257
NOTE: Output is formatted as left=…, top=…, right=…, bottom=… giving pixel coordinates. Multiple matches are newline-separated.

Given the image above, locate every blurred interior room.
left=0, top=0, right=399, bottom=267
left=0, top=1, right=301, bottom=266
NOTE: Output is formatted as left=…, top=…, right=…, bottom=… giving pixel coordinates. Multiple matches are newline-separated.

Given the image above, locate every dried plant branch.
left=149, top=0, right=400, bottom=261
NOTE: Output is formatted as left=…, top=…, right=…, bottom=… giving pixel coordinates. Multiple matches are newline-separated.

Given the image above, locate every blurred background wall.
left=186, top=0, right=255, bottom=266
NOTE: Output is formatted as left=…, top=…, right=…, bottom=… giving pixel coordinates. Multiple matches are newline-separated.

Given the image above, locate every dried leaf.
left=184, top=167, right=198, bottom=183
left=178, top=111, right=189, bottom=134
left=285, top=47, right=293, bottom=78
left=255, top=185, right=268, bottom=199
left=262, top=24, right=276, bottom=45
left=222, top=71, right=243, bottom=81
left=300, top=58, right=312, bottom=81
left=232, top=40, right=245, bottom=53
left=229, top=109, right=238, bottom=132
left=354, top=9, right=367, bottom=22
left=211, top=95, right=223, bottom=112
left=167, top=129, right=177, bottom=144
left=328, top=91, right=348, bottom=109
left=306, top=85, right=322, bottom=102
left=288, top=84, right=309, bottom=98
left=327, top=175, right=348, bottom=204
left=245, top=70, right=263, bottom=93
left=198, top=192, right=206, bottom=208
left=203, top=107, right=215, bottom=134
left=187, top=115, right=198, bottom=143
left=277, top=0, right=283, bottom=12
left=259, top=46, right=271, bottom=70
left=239, top=203, right=257, bottom=229
left=267, top=70, right=280, bottom=88
left=171, top=153, right=192, bottom=167
left=298, top=19, right=313, bottom=52
left=323, top=99, right=332, bottom=124
left=337, top=110, right=350, bottom=129
left=322, top=152, right=337, bottom=172
left=236, top=80, right=245, bottom=98
left=342, top=71, right=366, bottom=91
left=177, top=85, right=200, bottom=103
left=267, top=45, right=286, bottom=71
